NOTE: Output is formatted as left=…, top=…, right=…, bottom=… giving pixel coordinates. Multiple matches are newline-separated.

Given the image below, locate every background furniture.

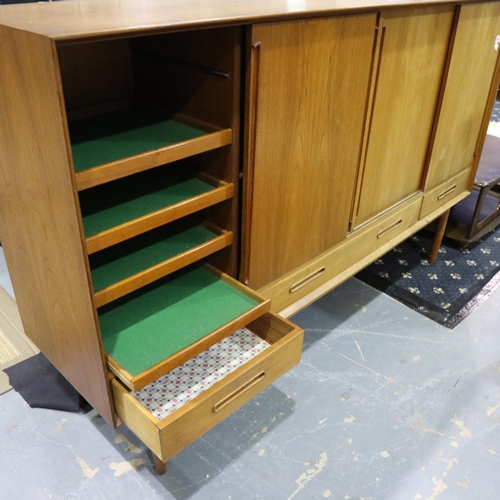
left=445, top=134, right=500, bottom=244
left=1, top=0, right=499, bottom=473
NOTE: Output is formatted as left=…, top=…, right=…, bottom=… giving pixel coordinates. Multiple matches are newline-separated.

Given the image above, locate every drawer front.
left=261, top=196, right=423, bottom=312
left=112, top=311, right=303, bottom=462
left=420, top=168, right=471, bottom=219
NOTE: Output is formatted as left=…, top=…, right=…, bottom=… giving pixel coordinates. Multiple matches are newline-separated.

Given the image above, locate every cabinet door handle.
left=377, top=219, right=403, bottom=239
left=248, top=40, right=262, bottom=175
left=437, top=184, right=457, bottom=200
left=249, top=40, right=262, bottom=126
left=240, top=39, right=263, bottom=283
left=352, top=20, right=386, bottom=225
left=213, top=372, right=265, bottom=413
left=290, top=267, right=326, bottom=293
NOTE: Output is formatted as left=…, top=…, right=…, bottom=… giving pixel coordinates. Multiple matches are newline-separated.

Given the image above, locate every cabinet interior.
left=56, top=27, right=245, bottom=386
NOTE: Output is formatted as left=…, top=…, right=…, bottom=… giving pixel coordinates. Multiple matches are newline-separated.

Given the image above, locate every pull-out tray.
left=112, top=311, right=303, bottom=463
left=100, top=264, right=270, bottom=391
left=90, top=220, right=233, bottom=307
left=69, top=108, right=232, bottom=190
left=80, top=169, right=233, bottom=254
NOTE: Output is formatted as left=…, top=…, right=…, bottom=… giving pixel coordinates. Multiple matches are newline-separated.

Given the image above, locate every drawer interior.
left=131, top=326, right=272, bottom=420
left=112, top=311, right=304, bottom=462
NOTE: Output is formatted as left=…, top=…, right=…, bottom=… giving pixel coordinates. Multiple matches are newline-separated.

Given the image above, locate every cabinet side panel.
left=0, top=27, right=114, bottom=425
left=425, top=1, right=500, bottom=189
left=246, top=14, right=376, bottom=290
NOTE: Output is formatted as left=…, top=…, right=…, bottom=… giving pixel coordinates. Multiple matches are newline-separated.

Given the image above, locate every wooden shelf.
left=99, top=264, right=270, bottom=391
left=90, top=221, right=233, bottom=307
left=69, top=108, right=232, bottom=190
left=80, top=169, right=234, bottom=254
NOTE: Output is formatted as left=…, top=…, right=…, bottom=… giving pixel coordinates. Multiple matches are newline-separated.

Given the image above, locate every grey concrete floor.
left=1, top=245, right=500, bottom=500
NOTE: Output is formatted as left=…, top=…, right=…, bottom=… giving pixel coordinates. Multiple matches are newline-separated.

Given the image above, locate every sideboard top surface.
left=0, top=0, right=489, bottom=42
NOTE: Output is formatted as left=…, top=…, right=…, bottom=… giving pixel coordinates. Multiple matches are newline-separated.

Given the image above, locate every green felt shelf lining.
left=98, top=266, right=259, bottom=376
left=80, top=169, right=215, bottom=238
left=89, top=222, right=219, bottom=292
left=69, top=108, right=207, bottom=172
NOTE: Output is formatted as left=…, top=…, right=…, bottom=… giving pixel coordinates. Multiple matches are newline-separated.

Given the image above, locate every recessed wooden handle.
left=437, top=184, right=457, bottom=200
left=290, top=267, right=326, bottom=293
left=240, top=39, right=263, bottom=283
left=248, top=41, right=262, bottom=173
left=377, top=219, right=402, bottom=239
left=213, top=372, right=265, bottom=413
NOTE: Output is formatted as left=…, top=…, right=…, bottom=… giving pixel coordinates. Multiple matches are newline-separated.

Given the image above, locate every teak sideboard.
left=0, top=0, right=499, bottom=473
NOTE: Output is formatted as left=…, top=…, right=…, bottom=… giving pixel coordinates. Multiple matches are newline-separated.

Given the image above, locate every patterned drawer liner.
left=132, top=328, right=270, bottom=420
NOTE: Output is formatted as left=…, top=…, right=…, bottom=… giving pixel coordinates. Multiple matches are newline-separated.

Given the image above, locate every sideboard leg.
left=429, top=209, right=450, bottom=265
left=152, top=453, right=167, bottom=475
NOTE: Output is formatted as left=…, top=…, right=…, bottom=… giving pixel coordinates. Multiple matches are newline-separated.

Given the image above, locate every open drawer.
left=111, top=311, right=303, bottom=463
left=100, top=264, right=271, bottom=391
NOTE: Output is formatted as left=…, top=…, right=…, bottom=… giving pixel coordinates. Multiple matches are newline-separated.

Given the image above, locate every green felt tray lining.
left=89, top=221, right=218, bottom=292
left=79, top=169, right=214, bottom=238
left=98, top=266, right=259, bottom=376
left=69, top=108, right=207, bottom=172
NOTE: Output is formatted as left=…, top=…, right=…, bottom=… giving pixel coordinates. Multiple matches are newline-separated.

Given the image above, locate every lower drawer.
left=112, top=311, right=303, bottom=463
left=261, top=195, right=423, bottom=312
left=420, top=168, right=471, bottom=219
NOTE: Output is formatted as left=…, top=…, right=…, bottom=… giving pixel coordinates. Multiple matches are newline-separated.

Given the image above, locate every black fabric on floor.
left=4, top=353, right=83, bottom=412
left=356, top=226, right=500, bottom=328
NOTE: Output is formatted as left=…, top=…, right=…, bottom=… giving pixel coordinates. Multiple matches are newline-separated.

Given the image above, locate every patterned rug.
left=356, top=226, right=500, bottom=327
left=357, top=100, right=500, bottom=328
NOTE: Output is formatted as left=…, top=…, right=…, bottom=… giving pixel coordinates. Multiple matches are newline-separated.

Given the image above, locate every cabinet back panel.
left=58, top=39, right=134, bottom=119
left=246, top=14, right=376, bottom=289
left=132, top=27, right=238, bottom=128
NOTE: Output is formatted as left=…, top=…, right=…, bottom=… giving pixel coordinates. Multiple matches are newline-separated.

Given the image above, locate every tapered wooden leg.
left=152, top=453, right=167, bottom=475
left=429, top=209, right=450, bottom=265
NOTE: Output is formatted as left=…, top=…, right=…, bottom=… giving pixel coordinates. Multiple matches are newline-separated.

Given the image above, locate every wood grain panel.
left=0, top=27, right=114, bottom=425
left=353, top=5, right=454, bottom=228
left=0, top=0, right=486, bottom=42
left=112, top=379, right=162, bottom=457
left=425, top=2, right=500, bottom=189
left=244, top=14, right=376, bottom=289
